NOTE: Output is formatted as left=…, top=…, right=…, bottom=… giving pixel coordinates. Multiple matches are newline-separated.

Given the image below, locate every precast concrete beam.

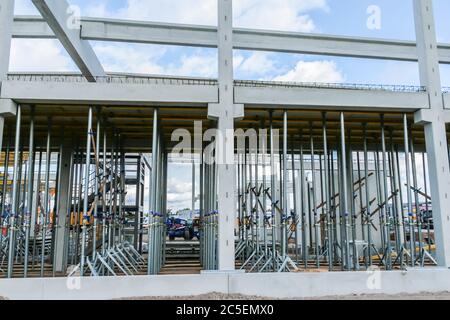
left=0, top=80, right=219, bottom=105
left=31, top=0, right=106, bottom=81
left=235, top=86, right=429, bottom=111
left=12, top=16, right=450, bottom=63
left=1, top=78, right=431, bottom=112
left=12, top=15, right=54, bottom=38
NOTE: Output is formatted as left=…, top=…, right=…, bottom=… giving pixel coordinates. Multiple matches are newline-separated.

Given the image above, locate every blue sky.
left=11, top=0, right=450, bottom=87
left=10, top=0, right=450, bottom=211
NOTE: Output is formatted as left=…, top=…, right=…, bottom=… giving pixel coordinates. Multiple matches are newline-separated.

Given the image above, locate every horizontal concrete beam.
left=12, top=16, right=450, bottom=63
left=0, top=269, right=449, bottom=300
left=1, top=80, right=427, bottom=111
left=12, top=16, right=54, bottom=38
left=0, top=80, right=219, bottom=105
left=81, top=18, right=218, bottom=48
left=235, top=86, right=429, bottom=111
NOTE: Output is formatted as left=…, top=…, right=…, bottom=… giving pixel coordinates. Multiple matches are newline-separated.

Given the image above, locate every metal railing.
left=6, top=73, right=427, bottom=92
left=443, top=87, right=450, bottom=93
left=235, top=79, right=426, bottom=92
left=6, top=74, right=218, bottom=86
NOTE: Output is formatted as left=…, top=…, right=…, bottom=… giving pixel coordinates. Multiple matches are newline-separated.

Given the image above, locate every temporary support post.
left=1, top=130, right=11, bottom=246
left=339, top=112, right=350, bottom=270
left=269, top=112, right=277, bottom=270
left=413, top=0, right=450, bottom=268
left=299, top=129, right=307, bottom=268
left=24, top=106, right=35, bottom=277
left=380, top=115, right=392, bottom=269
left=192, top=155, right=196, bottom=218
left=101, top=127, right=107, bottom=255
left=7, top=104, right=21, bottom=278
left=148, top=108, right=159, bottom=275
left=322, top=113, right=333, bottom=270
left=41, top=117, right=52, bottom=277
left=310, top=122, right=319, bottom=268
left=363, top=124, right=373, bottom=266
left=53, top=146, right=72, bottom=273
left=282, top=111, right=288, bottom=259
left=92, top=108, right=101, bottom=259
left=32, top=151, right=43, bottom=269
left=80, top=107, right=93, bottom=276
left=403, top=114, right=415, bottom=266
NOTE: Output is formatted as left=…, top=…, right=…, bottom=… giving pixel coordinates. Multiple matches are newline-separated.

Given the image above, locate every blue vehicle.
left=166, top=217, right=200, bottom=240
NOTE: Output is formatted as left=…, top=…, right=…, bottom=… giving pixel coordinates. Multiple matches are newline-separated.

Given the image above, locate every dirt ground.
left=3, top=292, right=449, bottom=300
left=122, top=291, right=450, bottom=300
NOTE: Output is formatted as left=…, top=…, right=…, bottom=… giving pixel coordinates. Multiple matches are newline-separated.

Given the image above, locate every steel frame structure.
left=0, top=0, right=449, bottom=278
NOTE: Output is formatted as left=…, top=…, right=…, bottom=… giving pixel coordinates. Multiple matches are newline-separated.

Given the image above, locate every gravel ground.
left=121, top=291, right=450, bottom=300
left=3, top=292, right=449, bottom=300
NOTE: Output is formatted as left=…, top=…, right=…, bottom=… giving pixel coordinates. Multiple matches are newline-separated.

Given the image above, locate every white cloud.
left=373, top=61, right=419, bottom=86
left=83, top=1, right=111, bottom=18
left=234, top=0, right=328, bottom=32
left=9, top=39, right=74, bottom=72
left=92, top=43, right=166, bottom=74
left=84, top=0, right=217, bottom=26
left=273, top=60, right=345, bottom=83
left=14, top=0, right=39, bottom=15
left=167, top=177, right=192, bottom=194
left=237, top=52, right=277, bottom=77
left=10, top=0, right=333, bottom=81
left=92, top=43, right=218, bottom=77
left=166, top=177, right=194, bottom=211
left=167, top=53, right=217, bottom=78
left=83, top=0, right=328, bottom=32
left=234, top=53, right=245, bottom=69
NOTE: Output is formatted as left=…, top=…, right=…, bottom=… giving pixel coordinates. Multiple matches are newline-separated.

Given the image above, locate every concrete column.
left=54, top=147, right=73, bottom=273
left=0, top=0, right=14, bottom=80
left=0, top=0, right=15, bottom=151
left=413, top=0, right=450, bottom=267
left=207, top=0, right=243, bottom=271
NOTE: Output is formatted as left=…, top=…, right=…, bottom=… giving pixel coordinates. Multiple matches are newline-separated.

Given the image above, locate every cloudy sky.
left=9, top=0, right=448, bottom=211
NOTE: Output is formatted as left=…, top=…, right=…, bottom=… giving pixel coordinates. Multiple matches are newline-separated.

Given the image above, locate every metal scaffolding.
left=0, top=0, right=449, bottom=280
left=234, top=111, right=437, bottom=272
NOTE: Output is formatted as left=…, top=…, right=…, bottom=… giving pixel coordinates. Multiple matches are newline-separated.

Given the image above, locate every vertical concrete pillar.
left=0, top=0, right=15, bottom=151
left=0, top=0, right=14, bottom=80
left=54, top=147, right=73, bottom=273
left=207, top=0, right=243, bottom=271
left=413, top=0, right=450, bottom=267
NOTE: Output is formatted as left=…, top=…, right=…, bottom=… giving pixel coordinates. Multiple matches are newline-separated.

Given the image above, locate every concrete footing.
left=1, top=268, right=450, bottom=300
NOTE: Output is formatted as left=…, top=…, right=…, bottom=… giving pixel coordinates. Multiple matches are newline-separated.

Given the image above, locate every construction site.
left=1, top=0, right=450, bottom=300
